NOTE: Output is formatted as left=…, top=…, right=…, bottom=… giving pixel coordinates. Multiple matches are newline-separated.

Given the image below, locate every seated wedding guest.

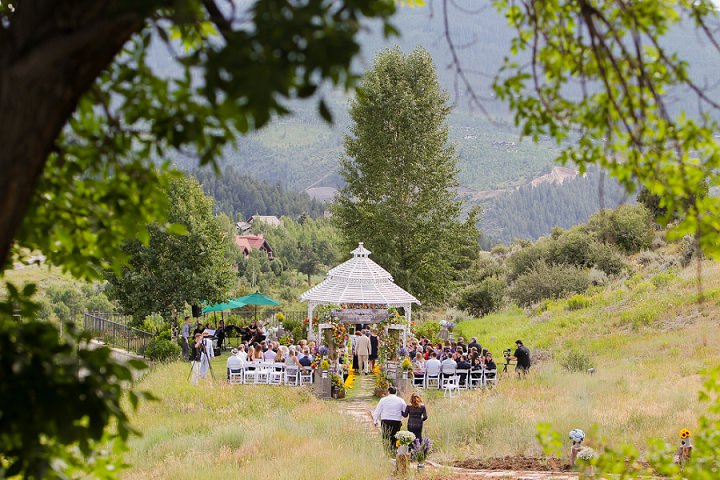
left=274, top=346, right=287, bottom=364
left=441, top=353, right=457, bottom=372
left=425, top=351, right=442, bottom=378
left=286, top=347, right=302, bottom=368
left=263, top=343, right=277, bottom=362
left=485, top=352, right=497, bottom=372
left=456, top=354, right=472, bottom=385
left=226, top=348, right=244, bottom=379
left=456, top=337, right=466, bottom=351
left=298, top=348, right=312, bottom=367
left=251, top=342, right=263, bottom=362
left=308, top=340, right=318, bottom=356
left=236, top=344, right=248, bottom=363
left=413, top=352, right=426, bottom=368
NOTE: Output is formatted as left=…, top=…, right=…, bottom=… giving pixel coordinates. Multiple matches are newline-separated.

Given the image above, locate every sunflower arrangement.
left=680, top=428, right=692, bottom=439
left=330, top=321, right=348, bottom=348
left=395, top=430, right=416, bottom=447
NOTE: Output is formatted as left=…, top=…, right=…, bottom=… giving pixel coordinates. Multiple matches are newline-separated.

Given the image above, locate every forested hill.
left=479, top=170, right=631, bottom=248
left=191, top=168, right=325, bottom=219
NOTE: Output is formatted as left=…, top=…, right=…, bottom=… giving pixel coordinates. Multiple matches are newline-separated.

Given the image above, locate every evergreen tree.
left=332, top=47, right=479, bottom=305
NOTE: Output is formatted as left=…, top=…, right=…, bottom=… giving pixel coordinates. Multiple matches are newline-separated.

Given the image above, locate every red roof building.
left=234, top=234, right=274, bottom=260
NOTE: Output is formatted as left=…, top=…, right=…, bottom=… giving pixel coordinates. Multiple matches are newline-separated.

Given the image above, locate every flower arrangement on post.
left=276, top=312, right=285, bottom=322
left=330, top=373, right=345, bottom=399
left=410, top=437, right=433, bottom=466
left=445, top=321, right=455, bottom=332
left=394, top=430, right=416, bottom=454
left=400, top=357, right=413, bottom=378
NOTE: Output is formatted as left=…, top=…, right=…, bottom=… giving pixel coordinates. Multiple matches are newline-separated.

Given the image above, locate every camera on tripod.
left=503, top=348, right=512, bottom=359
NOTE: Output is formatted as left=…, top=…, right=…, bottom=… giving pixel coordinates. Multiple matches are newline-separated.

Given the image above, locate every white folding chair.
left=243, top=365, right=257, bottom=384
left=299, top=367, right=314, bottom=385
left=284, top=366, right=299, bottom=386
left=441, top=365, right=456, bottom=384
left=426, top=372, right=440, bottom=389
left=269, top=364, right=284, bottom=385
left=413, top=368, right=426, bottom=389
left=254, top=363, right=271, bottom=384
left=442, top=375, right=460, bottom=397
left=469, top=369, right=485, bottom=389
left=484, top=369, right=498, bottom=387
left=456, top=369, right=470, bottom=390
left=228, top=368, right=243, bottom=385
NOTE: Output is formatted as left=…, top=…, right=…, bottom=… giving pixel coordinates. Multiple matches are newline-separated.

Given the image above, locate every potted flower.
left=374, top=373, right=391, bottom=398
left=575, top=446, right=596, bottom=476
left=330, top=374, right=346, bottom=399
left=394, top=430, right=416, bottom=455
left=400, top=357, right=413, bottom=379
left=411, top=437, right=433, bottom=471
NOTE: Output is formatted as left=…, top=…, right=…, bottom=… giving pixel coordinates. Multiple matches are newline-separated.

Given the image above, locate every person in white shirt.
left=236, top=344, right=248, bottom=363
left=372, top=386, right=407, bottom=453
left=226, top=348, right=244, bottom=380
left=263, top=345, right=277, bottom=362
left=425, top=351, right=442, bottom=378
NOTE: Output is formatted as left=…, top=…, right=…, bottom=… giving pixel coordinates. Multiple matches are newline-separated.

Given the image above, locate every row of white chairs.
left=227, top=363, right=315, bottom=386
left=409, top=367, right=498, bottom=391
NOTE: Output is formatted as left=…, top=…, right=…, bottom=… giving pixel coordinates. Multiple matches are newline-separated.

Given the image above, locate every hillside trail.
left=337, top=374, right=578, bottom=480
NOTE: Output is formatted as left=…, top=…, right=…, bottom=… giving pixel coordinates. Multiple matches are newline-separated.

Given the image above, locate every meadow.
left=120, top=260, right=720, bottom=477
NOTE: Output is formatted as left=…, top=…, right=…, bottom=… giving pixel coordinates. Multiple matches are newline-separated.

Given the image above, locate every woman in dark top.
left=403, top=393, right=428, bottom=441
left=369, top=330, right=379, bottom=372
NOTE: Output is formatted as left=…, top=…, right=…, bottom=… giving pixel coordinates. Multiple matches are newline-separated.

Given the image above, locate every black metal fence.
left=83, top=312, right=154, bottom=356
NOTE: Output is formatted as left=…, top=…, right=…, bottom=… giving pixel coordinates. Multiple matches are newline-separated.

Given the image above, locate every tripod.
left=187, top=338, right=215, bottom=383
left=501, top=358, right=515, bottom=375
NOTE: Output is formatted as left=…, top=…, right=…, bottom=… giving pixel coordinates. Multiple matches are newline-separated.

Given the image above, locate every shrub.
left=413, top=321, right=441, bottom=343
left=560, top=349, right=593, bottom=372
left=586, top=204, right=655, bottom=254
left=587, top=268, right=609, bottom=286
left=506, top=241, right=551, bottom=281
left=143, top=313, right=166, bottom=334
left=146, top=338, right=181, bottom=362
left=457, top=277, right=506, bottom=317
left=551, top=229, right=594, bottom=268
left=566, top=294, right=591, bottom=311
left=589, top=241, right=626, bottom=275
left=651, top=272, right=675, bottom=288
left=509, top=263, right=591, bottom=306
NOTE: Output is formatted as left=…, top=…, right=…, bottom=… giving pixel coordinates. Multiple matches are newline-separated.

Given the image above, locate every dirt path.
left=337, top=376, right=578, bottom=479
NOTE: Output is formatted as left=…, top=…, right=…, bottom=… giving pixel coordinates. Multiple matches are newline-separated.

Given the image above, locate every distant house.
left=247, top=215, right=282, bottom=228
left=235, top=221, right=252, bottom=233
left=234, top=234, right=274, bottom=260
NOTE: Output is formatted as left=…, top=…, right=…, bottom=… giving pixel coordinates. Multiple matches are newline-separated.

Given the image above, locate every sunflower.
left=396, top=440, right=401, bottom=447
left=680, top=428, right=692, bottom=439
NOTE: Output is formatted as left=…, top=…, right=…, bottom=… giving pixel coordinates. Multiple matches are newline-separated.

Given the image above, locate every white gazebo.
left=300, top=242, right=421, bottom=347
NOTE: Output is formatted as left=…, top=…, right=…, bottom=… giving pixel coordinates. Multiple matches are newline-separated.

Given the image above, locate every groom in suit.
left=354, top=330, right=372, bottom=374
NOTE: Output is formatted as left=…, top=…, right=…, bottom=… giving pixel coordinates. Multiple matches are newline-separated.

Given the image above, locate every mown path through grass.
left=335, top=376, right=578, bottom=479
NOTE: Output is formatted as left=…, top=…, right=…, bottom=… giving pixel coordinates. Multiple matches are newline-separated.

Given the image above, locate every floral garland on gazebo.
left=330, top=320, right=348, bottom=349
left=377, top=309, right=405, bottom=362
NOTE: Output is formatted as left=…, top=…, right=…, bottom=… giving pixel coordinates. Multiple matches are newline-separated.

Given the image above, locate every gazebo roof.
left=300, top=243, right=421, bottom=306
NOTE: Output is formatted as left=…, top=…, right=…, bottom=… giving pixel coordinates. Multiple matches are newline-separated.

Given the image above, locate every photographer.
left=511, top=339, right=531, bottom=378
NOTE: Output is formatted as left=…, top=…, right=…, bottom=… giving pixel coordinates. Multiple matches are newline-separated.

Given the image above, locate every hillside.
left=173, top=5, right=720, bottom=195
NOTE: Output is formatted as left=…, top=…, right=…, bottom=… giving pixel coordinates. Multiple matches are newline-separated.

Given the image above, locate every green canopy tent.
left=202, top=299, right=247, bottom=313
left=233, top=291, right=281, bottom=322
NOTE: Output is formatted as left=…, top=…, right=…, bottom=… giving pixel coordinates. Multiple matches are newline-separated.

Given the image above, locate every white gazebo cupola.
left=300, top=242, right=420, bottom=345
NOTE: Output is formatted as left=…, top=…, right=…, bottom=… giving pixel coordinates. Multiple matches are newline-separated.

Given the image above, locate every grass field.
left=119, top=260, right=719, bottom=477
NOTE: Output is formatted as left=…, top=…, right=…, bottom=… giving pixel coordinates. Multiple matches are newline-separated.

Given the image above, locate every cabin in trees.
left=234, top=234, right=274, bottom=260
left=248, top=215, right=282, bottom=228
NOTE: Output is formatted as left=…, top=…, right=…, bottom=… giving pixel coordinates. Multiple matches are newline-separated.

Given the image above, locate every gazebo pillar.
left=307, top=302, right=317, bottom=340
left=403, top=303, right=411, bottom=348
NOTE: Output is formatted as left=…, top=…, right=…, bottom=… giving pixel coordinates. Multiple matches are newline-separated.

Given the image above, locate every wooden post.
left=678, top=438, right=693, bottom=465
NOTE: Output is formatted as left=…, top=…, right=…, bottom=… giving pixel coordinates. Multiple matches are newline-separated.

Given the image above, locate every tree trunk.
left=0, top=1, right=145, bottom=267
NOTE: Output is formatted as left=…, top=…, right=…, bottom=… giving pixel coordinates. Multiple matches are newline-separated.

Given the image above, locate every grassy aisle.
left=122, top=361, right=390, bottom=479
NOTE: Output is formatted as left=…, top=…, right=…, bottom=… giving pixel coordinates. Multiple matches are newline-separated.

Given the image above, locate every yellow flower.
left=680, top=428, right=691, bottom=439
left=396, top=440, right=401, bottom=447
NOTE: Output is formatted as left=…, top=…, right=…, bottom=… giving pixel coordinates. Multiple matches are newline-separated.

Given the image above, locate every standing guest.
left=373, top=386, right=407, bottom=453
left=512, top=340, right=532, bottom=378
left=354, top=330, right=372, bottom=374
left=468, top=337, right=482, bottom=354
left=403, top=393, right=428, bottom=441
left=369, top=329, right=379, bottom=372
left=216, top=319, right=226, bottom=350
left=456, top=337, right=467, bottom=351
left=180, top=316, right=191, bottom=360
